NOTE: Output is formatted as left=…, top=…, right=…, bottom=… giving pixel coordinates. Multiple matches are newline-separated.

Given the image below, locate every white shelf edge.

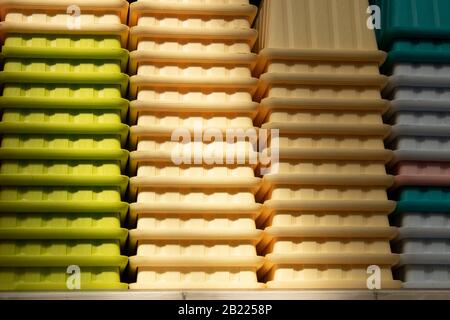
left=1, top=290, right=450, bottom=300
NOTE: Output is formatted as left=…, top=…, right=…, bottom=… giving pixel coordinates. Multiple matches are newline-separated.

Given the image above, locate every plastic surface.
left=394, top=238, right=450, bottom=255
left=394, top=187, right=450, bottom=214
left=259, top=174, right=393, bottom=202
left=135, top=85, right=253, bottom=102
left=129, top=116, right=256, bottom=146
left=371, top=0, right=450, bottom=50
left=261, top=121, right=390, bottom=137
left=262, top=186, right=395, bottom=215
left=393, top=212, right=450, bottom=230
left=129, top=74, right=257, bottom=99
left=0, top=21, right=129, bottom=48
left=258, top=61, right=382, bottom=78
left=263, top=265, right=401, bottom=289
left=129, top=1, right=257, bottom=27
left=262, top=159, right=387, bottom=176
left=0, top=84, right=129, bottom=121
left=272, top=133, right=387, bottom=149
left=130, top=190, right=262, bottom=223
left=258, top=0, right=377, bottom=51
left=389, top=125, right=450, bottom=143
left=0, top=187, right=129, bottom=221
left=0, top=240, right=127, bottom=269
left=257, top=97, right=389, bottom=126
left=389, top=63, right=450, bottom=79
left=129, top=1, right=258, bottom=29
left=2, top=109, right=122, bottom=125
left=130, top=100, right=258, bottom=126
left=128, top=50, right=257, bottom=75
left=256, top=0, right=385, bottom=74
left=264, top=147, right=393, bottom=165
left=130, top=266, right=264, bottom=289
left=129, top=139, right=258, bottom=173
left=259, top=83, right=384, bottom=103
left=388, top=110, right=450, bottom=128
left=262, top=239, right=398, bottom=266
left=384, top=69, right=450, bottom=97
left=392, top=162, right=450, bottom=188
left=0, top=212, right=127, bottom=244
left=0, top=0, right=129, bottom=24
left=385, top=87, right=450, bottom=120
left=0, top=67, right=128, bottom=95
left=398, top=254, right=450, bottom=266
left=129, top=229, right=263, bottom=269
left=0, top=166, right=128, bottom=195
left=260, top=212, right=395, bottom=238
left=130, top=165, right=260, bottom=199
left=263, top=133, right=392, bottom=164
left=391, top=135, right=450, bottom=165
left=128, top=25, right=257, bottom=51
left=132, top=213, right=260, bottom=238
left=132, top=0, right=250, bottom=3
left=395, top=265, right=450, bottom=289
left=383, top=40, right=450, bottom=72
left=3, top=58, right=122, bottom=74
left=0, top=267, right=127, bottom=290
left=134, top=59, right=253, bottom=76
left=0, top=135, right=129, bottom=170
left=0, top=123, right=128, bottom=146
left=255, top=72, right=388, bottom=101
left=134, top=37, right=252, bottom=58
left=1, top=35, right=129, bottom=71
left=129, top=255, right=264, bottom=271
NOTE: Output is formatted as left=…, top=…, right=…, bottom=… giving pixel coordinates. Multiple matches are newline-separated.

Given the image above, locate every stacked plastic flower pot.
left=373, top=0, right=450, bottom=289
left=255, top=0, right=401, bottom=289
left=126, top=0, right=265, bottom=289
left=0, top=0, right=130, bottom=290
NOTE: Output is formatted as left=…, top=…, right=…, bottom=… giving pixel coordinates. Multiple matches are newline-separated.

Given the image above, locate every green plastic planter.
left=0, top=212, right=128, bottom=245
left=1, top=34, right=129, bottom=71
left=0, top=266, right=128, bottom=290
left=0, top=187, right=129, bottom=221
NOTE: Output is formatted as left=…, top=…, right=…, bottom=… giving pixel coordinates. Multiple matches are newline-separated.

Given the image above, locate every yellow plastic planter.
left=0, top=34, right=129, bottom=71
left=0, top=0, right=129, bottom=25
left=0, top=84, right=129, bottom=121
left=1, top=59, right=129, bottom=95
left=0, top=187, right=129, bottom=221
left=0, top=266, right=128, bottom=290
left=0, top=212, right=128, bottom=245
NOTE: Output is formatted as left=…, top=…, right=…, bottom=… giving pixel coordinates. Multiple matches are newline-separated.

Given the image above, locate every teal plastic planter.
left=382, top=40, right=450, bottom=73
left=394, top=187, right=450, bottom=214
left=372, top=0, right=450, bottom=50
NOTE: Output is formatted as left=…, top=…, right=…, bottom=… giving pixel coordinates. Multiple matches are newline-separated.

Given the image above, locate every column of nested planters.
left=373, top=0, right=450, bottom=289
left=254, top=0, right=402, bottom=289
left=126, top=0, right=265, bottom=289
left=0, top=1, right=130, bottom=290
